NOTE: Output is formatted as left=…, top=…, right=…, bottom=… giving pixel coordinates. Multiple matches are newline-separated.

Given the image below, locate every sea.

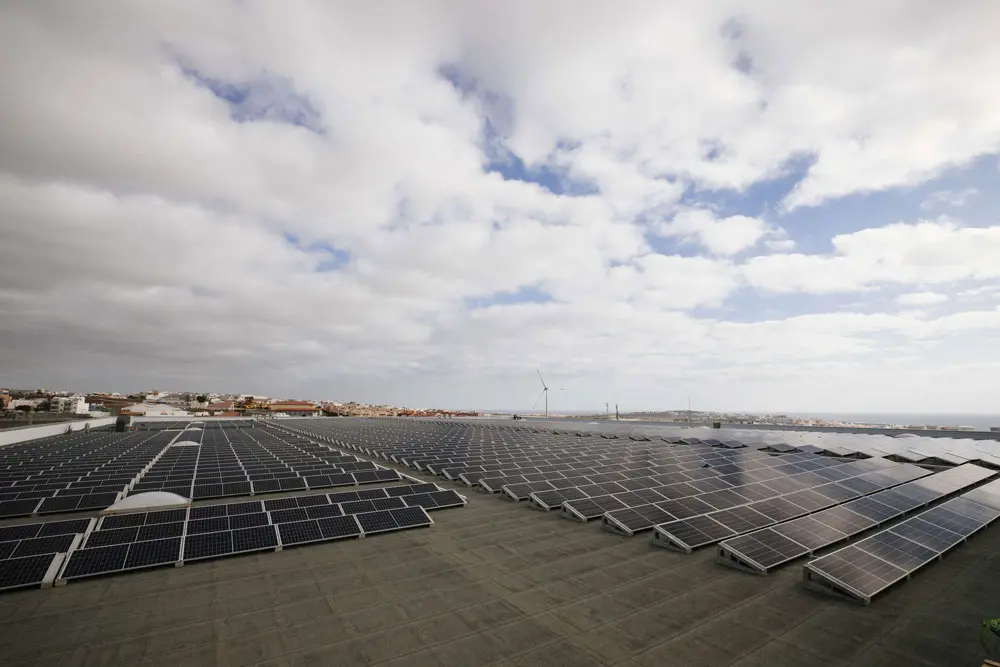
left=786, top=413, right=1000, bottom=429
left=483, top=410, right=1000, bottom=430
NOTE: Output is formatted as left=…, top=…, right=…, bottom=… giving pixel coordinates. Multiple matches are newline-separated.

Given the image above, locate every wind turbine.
left=532, top=367, right=565, bottom=418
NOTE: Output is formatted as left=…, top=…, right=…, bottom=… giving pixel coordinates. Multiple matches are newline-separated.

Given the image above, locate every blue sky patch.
left=183, top=66, right=323, bottom=133
left=465, top=285, right=554, bottom=309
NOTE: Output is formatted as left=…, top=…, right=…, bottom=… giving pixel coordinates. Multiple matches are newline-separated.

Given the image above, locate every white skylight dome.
left=101, top=491, right=190, bottom=515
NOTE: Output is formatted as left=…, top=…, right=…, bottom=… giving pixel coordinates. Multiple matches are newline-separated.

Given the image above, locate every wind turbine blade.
left=536, top=366, right=548, bottom=389
left=531, top=388, right=547, bottom=410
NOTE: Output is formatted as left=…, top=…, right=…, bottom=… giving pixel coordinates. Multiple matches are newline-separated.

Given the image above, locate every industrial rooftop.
left=0, top=418, right=998, bottom=666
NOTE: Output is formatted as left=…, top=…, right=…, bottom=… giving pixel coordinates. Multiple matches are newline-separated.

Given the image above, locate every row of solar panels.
left=801, top=479, right=1000, bottom=603
left=295, top=415, right=1000, bottom=467
left=0, top=468, right=402, bottom=518
left=652, top=462, right=993, bottom=553
left=276, top=420, right=1000, bottom=604
left=0, top=484, right=467, bottom=592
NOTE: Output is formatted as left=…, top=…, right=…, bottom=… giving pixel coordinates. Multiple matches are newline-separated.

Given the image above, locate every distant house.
left=205, top=401, right=236, bottom=415
left=268, top=400, right=321, bottom=417
left=120, top=403, right=191, bottom=417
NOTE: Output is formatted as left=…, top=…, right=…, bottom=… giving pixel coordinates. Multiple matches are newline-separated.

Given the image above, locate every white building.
left=50, top=395, right=90, bottom=415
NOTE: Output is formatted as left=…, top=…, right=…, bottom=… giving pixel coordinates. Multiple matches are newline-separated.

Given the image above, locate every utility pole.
left=605, top=402, right=609, bottom=419
left=615, top=404, right=619, bottom=421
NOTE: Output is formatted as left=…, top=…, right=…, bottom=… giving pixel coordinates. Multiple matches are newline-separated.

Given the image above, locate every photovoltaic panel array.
left=0, top=429, right=177, bottom=518
left=52, top=481, right=460, bottom=588
left=802, top=477, right=1000, bottom=603
left=650, top=461, right=932, bottom=553
left=716, top=463, right=997, bottom=573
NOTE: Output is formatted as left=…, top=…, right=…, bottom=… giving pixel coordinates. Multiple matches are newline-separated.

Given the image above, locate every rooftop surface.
left=0, top=450, right=997, bottom=667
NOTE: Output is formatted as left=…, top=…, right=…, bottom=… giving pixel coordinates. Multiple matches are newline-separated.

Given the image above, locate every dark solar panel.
left=306, top=504, right=343, bottom=519
left=263, top=497, right=299, bottom=512
left=356, top=510, right=398, bottom=534
left=188, top=517, right=230, bottom=534
left=341, top=500, right=377, bottom=515
left=390, top=507, right=432, bottom=528
left=710, top=505, right=773, bottom=534
left=888, top=518, right=963, bottom=552
left=386, top=483, right=438, bottom=497
left=296, top=495, right=330, bottom=508
left=62, top=544, right=130, bottom=579
left=772, top=516, right=847, bottom=551
left=855, top=532, right=936, bottom=571
left=87, top=527, right=140, bottom=547
left=917, top=505, right=984, bottom=537
left=750, top=497, right=809, bottom=523
left=278, top=520, right=323, bottom=545
left=0, top=554, right=55, bottom=589
left=37, top=519, right=90, bottom=537
left=656, top=515, right=735, bottom=549
left=270, top=508, right=309, bottom=524
left=427, top=490, right=465, bottom=508
left=720, top=530, right=807, bottom=570
left=137, top=522, right=184, bottom=542
left=125, top=538, right=181, bottom=569
left=183, top=531, right=234, bottom=561
left=0, top=524, right=42, bottom=542
left=806, top=545, right=907, bottom=599
left=316, top=516, right=361, bottom=540
left=232, top=525, right=278, bottom=552
left=843, top=496, right=898, bottom=522
left=229, top=512, right=268, bottom=529
left=12, top=534, right=75, bottom=558
left=226, top=501, right=262, bottom=516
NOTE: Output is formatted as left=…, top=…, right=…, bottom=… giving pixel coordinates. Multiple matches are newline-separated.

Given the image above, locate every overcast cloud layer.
left=2, top=1, right=1000, bottom=413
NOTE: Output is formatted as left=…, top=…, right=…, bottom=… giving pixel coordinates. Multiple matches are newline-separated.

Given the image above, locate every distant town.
left=2, top=388, right=996, bottom=434
left=574, top=409, right=1000, bottom=433
left=0, top=388, right=479, bottom=429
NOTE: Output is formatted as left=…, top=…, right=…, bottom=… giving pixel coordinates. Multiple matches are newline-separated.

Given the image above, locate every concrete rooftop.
left=0, top=458, right=998, bottom=667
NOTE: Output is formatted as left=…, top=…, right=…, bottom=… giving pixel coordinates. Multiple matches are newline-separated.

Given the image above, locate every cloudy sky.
left=2, top=1, right=1000, bottom=413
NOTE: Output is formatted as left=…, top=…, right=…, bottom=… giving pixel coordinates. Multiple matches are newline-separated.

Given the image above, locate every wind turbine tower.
left=534, top=367, right=550, bottom=418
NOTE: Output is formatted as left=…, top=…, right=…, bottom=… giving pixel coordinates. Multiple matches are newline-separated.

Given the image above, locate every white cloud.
left=743, top=220, right=1000, bottom=294
left=921, top=187, right=978, bottom=210
left=2, top=2, right=1000, bottom=411
left=897, top=292, right=948, bottom=307
left=657, top=209, right=772, bottom=256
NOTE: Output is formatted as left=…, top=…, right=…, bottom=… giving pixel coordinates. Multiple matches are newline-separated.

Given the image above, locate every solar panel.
left=854, top=532, right=936, bottom=571
left=808, top=505, right=875, bottom=536
left=232, top=525, right=278, bottom=553
left=887, top=517, right=963, bottom=552
left=188, top=517, right=229, bottom=534
left=652, top=515, right=736, bottom=552
left=718, top=529, right=808, bottom=571
left=229, top=512, right=269, bottom=529
left=189, top=504, right=229, bottom=520
left=710, top=505, right=773, bottom=534
left=62, top=544, right=130, bottom=579
left=316, top=516, right=362, bottom=540
left=87, top=527, right=140, bottom=547
left=137, top=522, right=184, bottom=541
left=183, top=531, right=233, bottom=561
left=305, top=504, right=343, bottom=519
left=390, top=506, right=432, bottom=529
left=356, top=510, right=398, bottom=534
left=804, top=545, right=907, bottom=602
left=0, top=554, right=56, bottom=590
left=277, top=520, right=323, bottom=546
left=427, top=490, right=466, bottom=509
left=270, top=508, right=309, bottom=524
left=917, top=505, right=985, bottom=537
left=12, top=534, right=75, bottom=558
left=0, top=524, right=42, bottom=542
left=100, top=513, right=147, bottom=530
left=124, top=538, right=182, bottom=569
left=842, top=496, right=898, bottom=523
left=341, top=500, right=377, bottom=515
left=772, top=516, right=847, bottom=551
